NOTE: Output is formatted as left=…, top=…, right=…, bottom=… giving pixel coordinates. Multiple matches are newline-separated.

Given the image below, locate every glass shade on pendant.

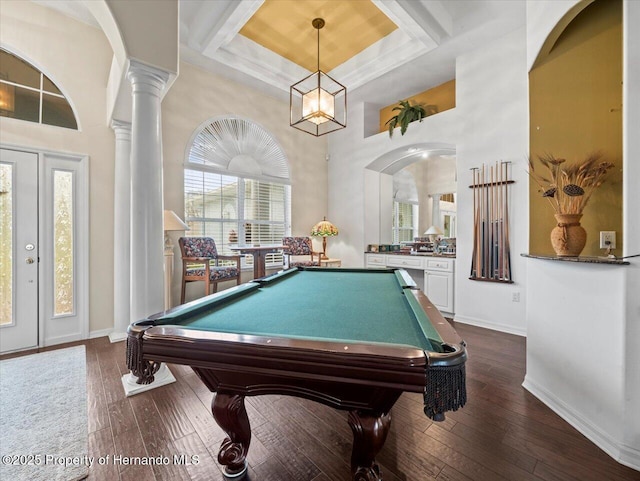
left=302, top=87, right=334, bottom=125
left=290, top=70, right=346, bottom=136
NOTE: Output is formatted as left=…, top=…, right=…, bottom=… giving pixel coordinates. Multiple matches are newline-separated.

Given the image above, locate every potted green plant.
left=385, top=100, right=435, bottom=137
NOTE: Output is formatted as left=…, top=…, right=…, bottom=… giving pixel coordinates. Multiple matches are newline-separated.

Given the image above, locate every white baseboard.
left=42, top=333, right=84, bottom=346
left=523, top=375, right=640, bottom=471
left=453, top=314, right=526, bottom=337
left=618, top=444, right=640, bottom=472
left=108, top=331, right=127, bottom=343
left=89, top=328, right=114, bottom=339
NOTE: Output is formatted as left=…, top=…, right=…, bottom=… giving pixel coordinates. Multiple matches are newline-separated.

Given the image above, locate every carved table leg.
left=212, top=393, right=251, bottom=477
left=347, top=410, right=391, bottom=481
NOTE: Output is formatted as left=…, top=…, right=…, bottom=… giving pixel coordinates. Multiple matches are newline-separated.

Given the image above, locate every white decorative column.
left=164, top=249, right=173, bottom=310
left=431, top=194, right=442, bottom=230
left=121, top=60, right=175, bottom=395
left=109, top=120, right=131, bottom=343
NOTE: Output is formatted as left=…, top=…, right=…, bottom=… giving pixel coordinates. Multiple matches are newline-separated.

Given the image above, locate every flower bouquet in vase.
left=529, top=153, right=614, bottom=256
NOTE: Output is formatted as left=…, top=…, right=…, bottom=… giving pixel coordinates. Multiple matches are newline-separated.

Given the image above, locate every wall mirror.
left=378, top=149, right=457, bottom=244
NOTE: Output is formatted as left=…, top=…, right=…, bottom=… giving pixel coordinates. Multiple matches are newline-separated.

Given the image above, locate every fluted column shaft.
left=128, top=61, right=169, bottom=322
left=111, top=120, right=132, bottom=341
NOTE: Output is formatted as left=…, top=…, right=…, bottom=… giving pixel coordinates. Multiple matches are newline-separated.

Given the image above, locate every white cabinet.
left=365, top=254, right=386, bottom=267
left=385, top=255, right=424, bottom=270
left=424, top=257, right=455, bottom=315
left=364, top=253, right=455, bottom=314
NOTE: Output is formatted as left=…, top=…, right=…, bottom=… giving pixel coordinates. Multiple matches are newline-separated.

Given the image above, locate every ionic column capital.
left=111, top=119, right=132, bottom=141
left=127, top=60, right=170, bottom=97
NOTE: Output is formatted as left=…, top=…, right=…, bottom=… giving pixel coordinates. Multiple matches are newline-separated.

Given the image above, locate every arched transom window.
left=0, top=48, right=78, bottom=130
left=184, top=117, right=291, bottom=268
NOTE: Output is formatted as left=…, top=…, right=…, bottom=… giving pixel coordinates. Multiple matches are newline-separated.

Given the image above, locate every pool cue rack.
left=469, top=161, right=514, bottom=283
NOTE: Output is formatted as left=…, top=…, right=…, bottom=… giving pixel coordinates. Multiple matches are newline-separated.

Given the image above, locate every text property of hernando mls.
left=1, top=454, right=200, bottom=468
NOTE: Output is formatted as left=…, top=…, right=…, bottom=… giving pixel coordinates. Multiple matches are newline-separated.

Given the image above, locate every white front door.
left=1, top=149, right=39, bottom=352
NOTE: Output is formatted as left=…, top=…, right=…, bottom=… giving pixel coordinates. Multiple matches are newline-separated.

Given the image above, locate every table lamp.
left=164, top=210, right=189, bottom=253
left=311, top=216, right=338, bottom=259
left=424, top=225, right=443, bottom=244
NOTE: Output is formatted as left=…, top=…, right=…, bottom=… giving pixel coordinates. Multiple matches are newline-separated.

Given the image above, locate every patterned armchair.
left=282, top=237, right=322, bottom=269
left=178, top=237, right=241, bottom=303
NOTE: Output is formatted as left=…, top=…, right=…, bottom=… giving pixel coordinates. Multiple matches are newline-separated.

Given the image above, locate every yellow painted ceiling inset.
left=239, top=0, right=398, bottom=72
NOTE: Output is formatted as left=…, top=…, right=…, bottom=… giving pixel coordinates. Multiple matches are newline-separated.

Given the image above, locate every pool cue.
left=493, top=162, right=498, bottom=278
left=495, top=162, right=499, bottom=279
left=471, top=168, right=477, bottom=277
left=496, top=161, right=503, bottom=279
left=498, top=160, right=504, bottom=279
left=475, top=168, right=480, bottom=278
left=484, top=164, right=488, bottom=278
left=503, top=161, right=512, bottom=281
left=475, top=168, right=481, bottom=278
left=489, top=163, right=494, bottom=278
left=479, top=165, right=484, bottom=278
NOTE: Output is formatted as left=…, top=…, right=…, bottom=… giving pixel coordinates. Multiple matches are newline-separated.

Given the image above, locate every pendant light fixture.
left=290, top=18, right=347, bottom=136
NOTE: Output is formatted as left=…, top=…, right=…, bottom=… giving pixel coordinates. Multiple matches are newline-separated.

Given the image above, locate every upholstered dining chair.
left=282, top=236, right=322, bottom=269
left=178, top=237, right=241, bottom=304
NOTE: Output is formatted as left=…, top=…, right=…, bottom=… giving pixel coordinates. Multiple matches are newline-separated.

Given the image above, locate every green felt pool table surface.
left=155, top=268, right=442, bottom=353
left=128, top=267, right=467, bottom=481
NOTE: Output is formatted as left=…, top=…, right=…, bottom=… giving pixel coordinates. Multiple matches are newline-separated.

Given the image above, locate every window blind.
left=393, top=201, right=416, bottom=243
left=184, top=169, right=289, bottom=267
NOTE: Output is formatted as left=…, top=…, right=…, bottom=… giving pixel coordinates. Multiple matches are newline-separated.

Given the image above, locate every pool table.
left=127, top=267, right=467, bottom=481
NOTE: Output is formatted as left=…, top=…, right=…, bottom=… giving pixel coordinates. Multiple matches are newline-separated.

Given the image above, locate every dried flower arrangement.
left=528, top=153, right=614, bottom=214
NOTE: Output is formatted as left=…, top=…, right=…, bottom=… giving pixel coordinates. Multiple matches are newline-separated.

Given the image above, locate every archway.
left=363, top=142, right=456, bottom=245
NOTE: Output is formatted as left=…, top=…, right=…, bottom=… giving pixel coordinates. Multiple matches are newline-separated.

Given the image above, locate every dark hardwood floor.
left=5, top=323, right=640, bottom=481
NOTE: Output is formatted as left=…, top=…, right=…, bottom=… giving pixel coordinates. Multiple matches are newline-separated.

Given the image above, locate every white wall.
left=454, top=26, right=529, bottom=335
left=622, top=0, right=640, bottom=465
left=524, top=260, right=627, bottom=460
left=0, top=1, right=115, bottom=334
left=162, top=61, right=328, bottom=304
left=328, top=26, right=529, bottom=337
left=328, top=106, right=458, bottom=267
left=524, top=0, right=639, bottom=469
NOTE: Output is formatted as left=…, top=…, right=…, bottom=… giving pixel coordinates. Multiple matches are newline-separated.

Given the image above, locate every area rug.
left=0, top=346, right=88, bottom=481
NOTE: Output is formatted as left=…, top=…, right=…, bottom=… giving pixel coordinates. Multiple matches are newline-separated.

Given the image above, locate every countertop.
left=365, top=251, right=456, bottom=258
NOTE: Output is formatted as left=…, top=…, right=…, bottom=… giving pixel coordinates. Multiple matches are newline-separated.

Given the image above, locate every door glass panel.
left=0, top=163, right=12, bottom=325
left=53, top=170, right=74, bottom=316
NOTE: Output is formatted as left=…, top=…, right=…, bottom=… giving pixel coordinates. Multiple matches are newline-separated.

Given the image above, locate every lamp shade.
left=423, top=225, right=443, bottom=236
left=311, top=217, right=338, bottom=237
left=164, top=210, right=189, bottom=231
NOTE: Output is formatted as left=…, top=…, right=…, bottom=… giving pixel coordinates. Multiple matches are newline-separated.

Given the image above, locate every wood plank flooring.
left=4, top=323, right=639, bottom=481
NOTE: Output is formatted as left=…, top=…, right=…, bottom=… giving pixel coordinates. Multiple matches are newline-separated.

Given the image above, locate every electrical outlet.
left=600, top=231, right=616, bottom=249
left=512, top=292, right=520, bottom=303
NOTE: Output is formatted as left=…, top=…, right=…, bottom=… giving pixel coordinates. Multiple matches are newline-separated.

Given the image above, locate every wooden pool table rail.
left=125, top=268, right=467, bottom=481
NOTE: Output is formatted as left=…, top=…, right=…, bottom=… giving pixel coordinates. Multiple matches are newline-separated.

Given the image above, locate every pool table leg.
left=212, top=393, right=251, bottom=477
left=348, top=410, right=391, bottom=481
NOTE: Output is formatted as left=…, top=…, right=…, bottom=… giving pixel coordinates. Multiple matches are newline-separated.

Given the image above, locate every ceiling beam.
left=185, top=0, right=263, bottom=55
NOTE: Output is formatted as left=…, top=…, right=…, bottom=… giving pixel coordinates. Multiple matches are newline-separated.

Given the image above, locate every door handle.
left=26, top=257, right=35, bottom=264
